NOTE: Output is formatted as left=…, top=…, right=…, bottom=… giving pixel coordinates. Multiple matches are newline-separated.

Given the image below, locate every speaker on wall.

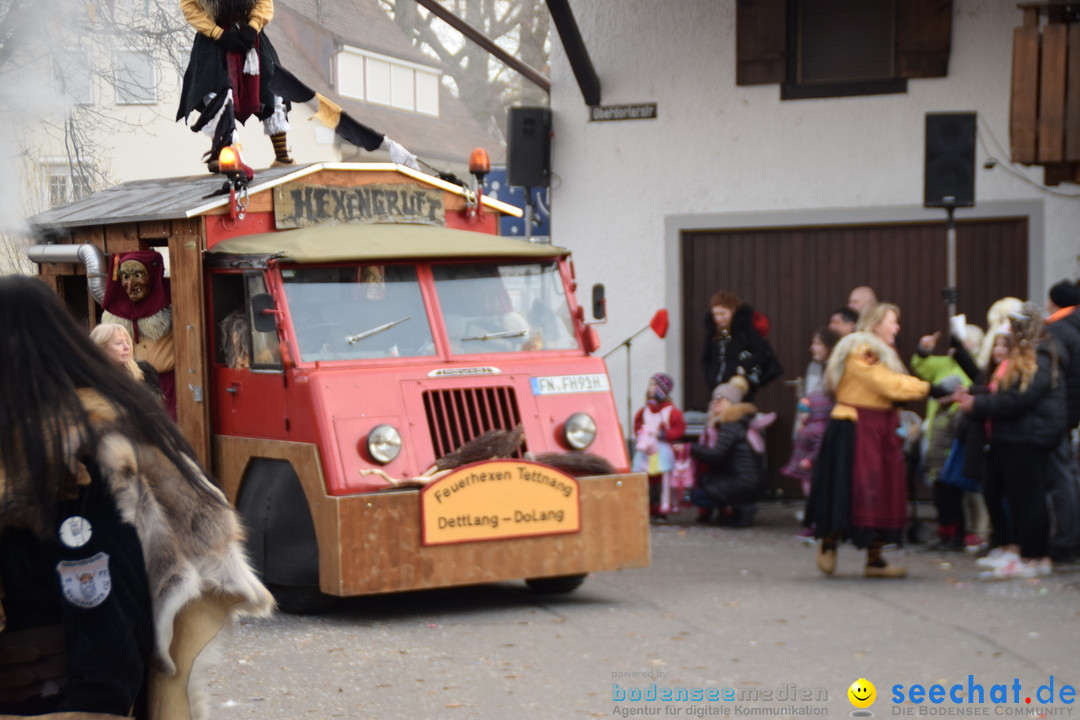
left=924, top=112, right=976, bottom=208
left=507, top=106, right=551, bottom=188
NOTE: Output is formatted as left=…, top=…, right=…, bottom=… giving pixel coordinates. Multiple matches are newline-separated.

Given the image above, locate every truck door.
left=210, top=271, right=289, bottom=438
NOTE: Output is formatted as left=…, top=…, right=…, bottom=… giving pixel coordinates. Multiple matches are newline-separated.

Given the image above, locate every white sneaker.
left=975, top=549, right=1014, bottom=568
left=980, top=557, right=1039, bottom=580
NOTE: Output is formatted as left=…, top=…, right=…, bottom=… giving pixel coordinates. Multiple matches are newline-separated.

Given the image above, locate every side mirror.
left=250, top=293, right=278, bottom=333
left=591, top=283, right=606, bottom=321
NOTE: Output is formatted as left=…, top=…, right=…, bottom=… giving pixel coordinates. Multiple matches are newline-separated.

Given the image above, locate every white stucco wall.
left=548, top=0, right=1080, bottom=430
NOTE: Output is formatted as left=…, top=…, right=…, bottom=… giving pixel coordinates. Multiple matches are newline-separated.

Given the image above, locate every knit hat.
left=1049, top=279, right=1080, bottom=309
left=711, top=375, right=749, bottom=405
left=650, top=372, right=674, bottom=402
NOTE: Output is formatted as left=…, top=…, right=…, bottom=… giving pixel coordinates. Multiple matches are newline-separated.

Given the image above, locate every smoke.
left=0, top=0, right=79, bottom=242
left=0, top=0, right=190, bottom=273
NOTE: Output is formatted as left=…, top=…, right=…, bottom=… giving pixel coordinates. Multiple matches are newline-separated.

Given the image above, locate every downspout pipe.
left=26, top=244, right=109, bottom=304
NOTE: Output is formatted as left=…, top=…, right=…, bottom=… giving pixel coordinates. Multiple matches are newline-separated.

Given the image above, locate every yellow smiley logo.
left=848, top=678, right=876, bottom=708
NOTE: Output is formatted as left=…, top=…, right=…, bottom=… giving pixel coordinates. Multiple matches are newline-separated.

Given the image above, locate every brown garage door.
left=681, top=217, right=1029, bottom=496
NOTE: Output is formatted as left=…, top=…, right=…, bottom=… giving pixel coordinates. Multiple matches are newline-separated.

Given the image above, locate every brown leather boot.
left=865, top=544, right=906, bottom=578
left=816, top=537, right=837, bottom=575
left=864, top=563, right=908, bottom=578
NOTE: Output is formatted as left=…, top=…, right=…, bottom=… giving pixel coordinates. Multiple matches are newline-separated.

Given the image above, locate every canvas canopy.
left=208, top=223, right=566, bottom=264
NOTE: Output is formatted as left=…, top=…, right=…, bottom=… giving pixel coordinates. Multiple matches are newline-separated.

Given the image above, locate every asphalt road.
left=205, top=502, right=1080, bottom=719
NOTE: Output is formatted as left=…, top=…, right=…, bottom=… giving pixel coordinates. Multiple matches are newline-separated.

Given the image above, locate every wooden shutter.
left=1011, top=18, right=1040, bottom=165
left=735, top=0, right=786, bottom=86
left=896, top=0, right=952, bottom=78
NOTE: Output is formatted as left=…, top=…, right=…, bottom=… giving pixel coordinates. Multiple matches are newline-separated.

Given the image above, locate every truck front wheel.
left=267, top=583, right=332, bottom=615
left=236, top=459, right=329, bottom=614
left=525, top=574, right=587, bottom=594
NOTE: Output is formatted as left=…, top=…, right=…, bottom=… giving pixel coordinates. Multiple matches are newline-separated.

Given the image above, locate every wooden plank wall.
left=36, top=219, right=212, bottom=466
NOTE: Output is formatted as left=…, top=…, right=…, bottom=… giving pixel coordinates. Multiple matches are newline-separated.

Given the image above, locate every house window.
left=42, top=163, right=88, bottom=208
left=336, top=47, right=440, bottom=117
left=735, top=0, right=952, bottom=99
left=785, top=0, right=903, bottom=98
left=114, top=49, right=157, bottom=104
left=366, top=56, right=392, bottom=106
left=48, top=171, right=72, bottom=208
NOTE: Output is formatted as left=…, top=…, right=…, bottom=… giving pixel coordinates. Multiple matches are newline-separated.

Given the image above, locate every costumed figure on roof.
left=101, top=250, right=177, bottom=420
left=176, top=0, right=294, bottom=173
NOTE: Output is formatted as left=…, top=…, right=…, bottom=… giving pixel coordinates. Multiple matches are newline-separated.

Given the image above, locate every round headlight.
left=563, top=412, right=597, bottom=450
left=367, top=424, right=402, bottom=464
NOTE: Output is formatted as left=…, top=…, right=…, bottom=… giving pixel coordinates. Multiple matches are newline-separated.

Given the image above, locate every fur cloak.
left=1, top=389, right=273, bottom=718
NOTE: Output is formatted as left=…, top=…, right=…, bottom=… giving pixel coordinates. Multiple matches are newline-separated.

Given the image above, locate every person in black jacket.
left=690, top=399, right=769, bottom=526
left=1044, top=279, right=1080, bottom=561
left=700, top=290, right=782, bottom=402
left=1046, top=279, right=1080, bottom=428
left=954, top=303, right=1067, bottom=579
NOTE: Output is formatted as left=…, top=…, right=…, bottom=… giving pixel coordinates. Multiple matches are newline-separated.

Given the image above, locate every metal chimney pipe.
left=26, top=244, right=109, bottom=304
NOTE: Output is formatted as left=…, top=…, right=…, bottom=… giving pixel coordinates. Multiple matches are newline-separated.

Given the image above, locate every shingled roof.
left=26, top=162, right=520, bottom=232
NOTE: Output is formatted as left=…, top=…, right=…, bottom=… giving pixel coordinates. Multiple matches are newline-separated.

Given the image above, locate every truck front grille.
left=422, top=386, right=527, bottom=460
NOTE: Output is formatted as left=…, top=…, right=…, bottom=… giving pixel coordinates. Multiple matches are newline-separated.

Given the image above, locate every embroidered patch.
left=59, top=515, right=93, bottom=548
left=57, top=552, right=112, bottom=609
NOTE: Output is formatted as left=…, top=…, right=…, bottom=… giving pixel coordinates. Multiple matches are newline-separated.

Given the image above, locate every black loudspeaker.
left=924, top=112, right=976, bottom=208
left=507, top=106, right=551, bottom=188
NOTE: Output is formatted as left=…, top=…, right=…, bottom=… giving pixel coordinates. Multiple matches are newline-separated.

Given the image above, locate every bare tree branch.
left=380, top=0, right=549, bottom=141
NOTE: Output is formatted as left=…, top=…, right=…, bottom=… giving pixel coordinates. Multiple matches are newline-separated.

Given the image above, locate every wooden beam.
left=1067, top=25, right=1080, bottom=160
left=546, top=0, right=601, bottom=106
left=410, top=0, right=550, bottom=93
left=1039, top=23, right=1068, bottom=163
left=169, top=223, right=211, bottom=468
left=1012, top=25, right=1040, bottom=164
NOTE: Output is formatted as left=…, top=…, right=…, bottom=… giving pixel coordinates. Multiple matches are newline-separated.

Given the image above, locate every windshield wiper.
left=462, top=329, right=528, bottom=342
left=346, top=316, right=410, bottom=344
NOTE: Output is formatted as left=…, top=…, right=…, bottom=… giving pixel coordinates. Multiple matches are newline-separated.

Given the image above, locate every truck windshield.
left=281, top=264, right=435, bottom=361
left=433, top=261, right=578, bottom=354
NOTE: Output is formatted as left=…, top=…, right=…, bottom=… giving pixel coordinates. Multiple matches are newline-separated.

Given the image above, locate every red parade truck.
left=27, top=161, right=649, bottom=612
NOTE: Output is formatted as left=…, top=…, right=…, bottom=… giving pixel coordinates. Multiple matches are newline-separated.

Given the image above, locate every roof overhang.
left=28, top=162, right=521, bottom=233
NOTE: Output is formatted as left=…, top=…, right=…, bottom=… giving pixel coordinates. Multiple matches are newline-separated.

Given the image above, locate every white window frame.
left=41, top=160, right=76, bottom=208
left=336, top=46, right=439, bottom=117
left=114, top=48, right=157, bottom=105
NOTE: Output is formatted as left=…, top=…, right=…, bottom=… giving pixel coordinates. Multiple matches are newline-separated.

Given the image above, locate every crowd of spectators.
left=667, top=279, right=1080, bottom=581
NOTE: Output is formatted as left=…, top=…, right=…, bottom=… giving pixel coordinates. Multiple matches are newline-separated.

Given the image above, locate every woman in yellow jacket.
left=805, top=303, right=930, bottom=578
